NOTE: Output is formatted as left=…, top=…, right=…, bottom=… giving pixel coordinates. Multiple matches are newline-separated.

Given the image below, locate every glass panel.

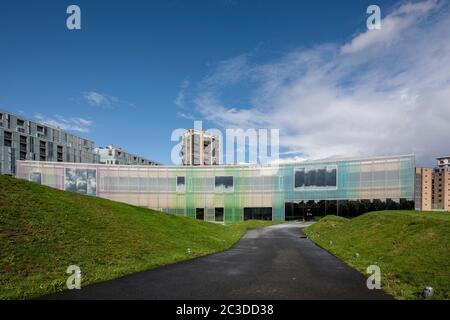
left=294, top=166, right=337, bottom=190
left=65, top=168, right=97, bottom=196
left=176, top=176, right=185, bottom=193
left=30, top=172, right=41, bottom=184
left=215, top=207, right=224, bottom=222
left=215, top=176, right=234, bottom=192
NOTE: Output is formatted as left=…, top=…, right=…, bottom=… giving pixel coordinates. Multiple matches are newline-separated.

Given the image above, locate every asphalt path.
left=43, top=222, right=392, bottom=300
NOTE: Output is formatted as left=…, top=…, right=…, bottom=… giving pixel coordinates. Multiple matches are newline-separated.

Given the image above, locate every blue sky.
left=1, top=0, right=449, bottom=165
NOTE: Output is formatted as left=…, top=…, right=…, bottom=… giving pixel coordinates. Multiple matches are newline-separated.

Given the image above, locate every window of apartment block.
left=0, top=113, right=3, bottom=120
left=4, top=131, right=12, bottom=147
left=17, top=119, right=25, bottom=126
left=176, top=176, right=186, bottom=193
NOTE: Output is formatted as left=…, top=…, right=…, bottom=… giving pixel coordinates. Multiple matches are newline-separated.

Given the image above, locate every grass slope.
left=0, top=175, right=278, bottom=299
left=304, top=211, right=450, bottom=300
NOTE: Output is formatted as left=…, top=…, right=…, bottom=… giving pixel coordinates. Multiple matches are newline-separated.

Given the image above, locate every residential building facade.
left=415, top=157, right=450, bottom=212
left=0, top=110, right=99, bottom=175
left=95, top=145, right=160, bottom=166
left=414, top=167, right=432, bottom=211
left=432, top=156, right=450, bottom=211
left=16, top=154, right=415, bottom=223
left=181, top=129, right=220, bottom=166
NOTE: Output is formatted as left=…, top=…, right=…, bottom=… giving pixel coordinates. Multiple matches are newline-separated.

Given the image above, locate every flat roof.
left=16, top=154, right=415, bottom=170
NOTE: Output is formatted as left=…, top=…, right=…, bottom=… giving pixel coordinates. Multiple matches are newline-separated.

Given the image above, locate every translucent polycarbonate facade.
left=16, top=155, right=415, bottom=223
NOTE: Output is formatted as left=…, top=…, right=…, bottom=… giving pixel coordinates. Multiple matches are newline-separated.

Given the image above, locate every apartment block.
left=0, top=110, right=99, bottom=175
left=95, top=145, right=160, bottom=166
left=415, top=167, right=432, bottom=211
left=181, top=129, right=220, bottom=166
left=432, top=156, right=450, bottom=211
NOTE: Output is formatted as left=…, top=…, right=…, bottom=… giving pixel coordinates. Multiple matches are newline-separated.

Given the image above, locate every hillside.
left=304, top=211, right=450, bottom=300
left=0, top=175, right=277, bottom=299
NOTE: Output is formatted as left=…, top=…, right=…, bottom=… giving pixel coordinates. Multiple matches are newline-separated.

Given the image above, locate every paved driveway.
left=44, top=222, right=392, bottom=300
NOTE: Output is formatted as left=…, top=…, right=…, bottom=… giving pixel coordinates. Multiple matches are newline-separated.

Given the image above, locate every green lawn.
left=304, top=211, right=450, bottom=300
left=0, top=175, right=279, bottom=299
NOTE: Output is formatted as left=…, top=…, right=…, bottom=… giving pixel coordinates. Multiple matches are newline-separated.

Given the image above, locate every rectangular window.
left=4, top=131, right=12, bottom=147
left=176, top=176, right=186, bottom=193
left=215, top=207, right=224, bottom=222
left=17, top=119, right=25, bottom=126
left=215, top=176, right=234, bottom=192
left=65, top=168, right=97, bottom=196
left=244, top=207, right=272, bottom=220
left=196, top=208, right=205, bottom=221
left=30, top=172, right=42, bottom=184
left=294, top=166, right=337, bottom=190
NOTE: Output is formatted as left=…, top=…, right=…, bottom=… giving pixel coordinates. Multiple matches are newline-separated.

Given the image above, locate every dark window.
left=215, top=176, right=234, bottom=192
left=196, top=208, right=205, bottom=221
left=244, top=208, right=272, bottom=220
left=176, top=176, right=186, bottom=192
left=294, top=166, right=337, bottom=190
left=215, top=208, right=224, bottom=222
left=17, top=119, right=25, bottom=126
left=3, top=131, right=12, bottom=147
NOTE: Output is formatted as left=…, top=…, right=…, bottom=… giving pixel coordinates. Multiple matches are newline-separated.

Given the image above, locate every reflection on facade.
left=16, top=155, right=415, bottom=224
left=294, top=166, right=337, bottom=190
left=64, top=168, right=97, bottom=196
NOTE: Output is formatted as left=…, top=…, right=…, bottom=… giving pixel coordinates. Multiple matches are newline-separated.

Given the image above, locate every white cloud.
left=174, top=80, right=190, bottom=108
left=190, top=0, right=450, bottom=166
left=34, top=114, right=93, bottom=133
left=82, top=91, right=121, bottom=107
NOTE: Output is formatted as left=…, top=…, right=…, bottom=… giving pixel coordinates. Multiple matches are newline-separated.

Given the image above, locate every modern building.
left=182, top=129, right=220, bottom=166
left=16, top=154, right=415, bottom=223
left=0, top=110, right=99, bottom=175
left=95, top=145, right=160, bottom=166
